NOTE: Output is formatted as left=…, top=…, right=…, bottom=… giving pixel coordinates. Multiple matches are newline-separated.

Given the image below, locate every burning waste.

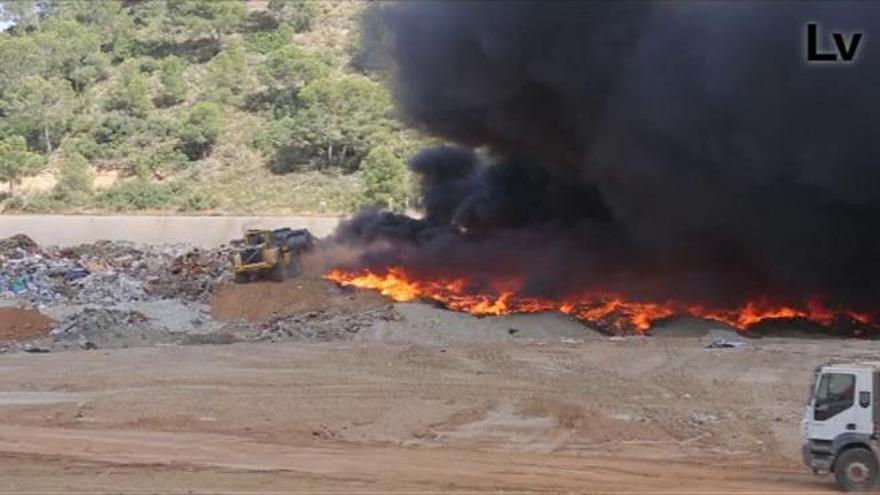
left=325, top=267, right=871, bottom=334
left=325, top=2, right=880, bottom=334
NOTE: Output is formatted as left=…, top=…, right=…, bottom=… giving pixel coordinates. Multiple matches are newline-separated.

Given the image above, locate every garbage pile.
left=148, top=248, right=232, bottom=303
left=0, top=234, right=232, bottom=305
left=0, top=233, right=401, bottom=353
left=49, top=307, right=171, bottom=350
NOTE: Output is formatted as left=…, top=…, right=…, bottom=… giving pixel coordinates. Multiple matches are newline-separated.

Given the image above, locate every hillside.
left=0, top=0, right=427, bottom=214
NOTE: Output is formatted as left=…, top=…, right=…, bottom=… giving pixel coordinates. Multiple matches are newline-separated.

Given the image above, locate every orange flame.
left=324, top=267, right=873, bottom=333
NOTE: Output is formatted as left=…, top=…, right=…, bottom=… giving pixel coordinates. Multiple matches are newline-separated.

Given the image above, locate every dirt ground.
left=0, top=307, right=54, bottom=341
left=211, top=278, right=386, bottom=321
left=0, top=310, right=869, bottom=493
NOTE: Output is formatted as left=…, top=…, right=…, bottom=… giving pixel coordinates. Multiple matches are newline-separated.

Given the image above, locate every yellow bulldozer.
left=232, top=228, right=314, bottom=283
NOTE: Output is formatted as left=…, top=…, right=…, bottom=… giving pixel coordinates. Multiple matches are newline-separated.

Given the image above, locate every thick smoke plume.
left=334, top=1, right=880, bottom=313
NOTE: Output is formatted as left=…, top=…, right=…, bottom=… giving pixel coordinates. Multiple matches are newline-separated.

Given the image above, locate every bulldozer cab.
left=233, top=228, right=313, bottom=283
left=243, top=230, right=272, bottom=246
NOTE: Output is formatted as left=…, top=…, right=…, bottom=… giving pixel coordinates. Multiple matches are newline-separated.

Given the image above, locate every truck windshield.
left=814, top=373, right=855, bottom=421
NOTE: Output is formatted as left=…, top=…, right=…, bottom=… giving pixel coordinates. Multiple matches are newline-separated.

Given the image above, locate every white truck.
left=803, top=362, right=880, bottom=491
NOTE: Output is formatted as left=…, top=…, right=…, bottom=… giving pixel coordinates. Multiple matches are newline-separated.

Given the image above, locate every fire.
left=324, top=267, right=874, bottom=333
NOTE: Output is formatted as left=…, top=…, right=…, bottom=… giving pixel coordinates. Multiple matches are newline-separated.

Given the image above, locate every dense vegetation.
left=0, top=0, right=424, bottom=214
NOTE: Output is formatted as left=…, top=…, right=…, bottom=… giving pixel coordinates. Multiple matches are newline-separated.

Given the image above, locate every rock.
left=689, top=413, right=720, bottom=425
left=240, top=306, right=401, bottom=342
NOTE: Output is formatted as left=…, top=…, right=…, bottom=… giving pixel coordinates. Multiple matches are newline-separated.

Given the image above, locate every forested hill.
left=0, top=0, right=426, bottom=214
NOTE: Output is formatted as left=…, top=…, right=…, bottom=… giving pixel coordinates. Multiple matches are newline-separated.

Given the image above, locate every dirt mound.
left=210, top=276, right=387, bottom=322
left=358, top=303, right=601, bottom=345
left=0, top=307, right=55, bottom=341
left=0, top=234, right=39, bottom=255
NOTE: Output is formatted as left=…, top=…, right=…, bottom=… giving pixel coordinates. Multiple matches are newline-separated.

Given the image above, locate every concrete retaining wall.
left=0, top=215, right=342, bottom=248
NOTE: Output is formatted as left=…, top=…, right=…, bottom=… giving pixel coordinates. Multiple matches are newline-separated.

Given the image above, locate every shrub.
left=250, top=117, right=295, bottom=151
left=181, top=191, right=220, bottom=211
left=244, top=25, right=294, bottom=54
left=360, top=145, right=408, bottom=211
left=204, top=40, right=252, bottom=103
left=97, top=179, right=179, bottom=211
left=0, top=135, right=46, bottom=193
left=268, top=0, right=318, bottom=33
left=105, top=71, right=153, bottom=118
left=178, top=102, right=221, bottom=160
left=259, top=45, right=329, bottom=90
left=2, top=194, right=26, bottom=212
left=156, top=56, right=187, bottom=107
left=67, top=135, right=104, bottom=161
left=93, top=112, right=142, bottom=146
left=53, top=150, right=94, bottom=203
left=15, top=192, right=61, bottom=213
left=133, top=145, right=189, bottom=178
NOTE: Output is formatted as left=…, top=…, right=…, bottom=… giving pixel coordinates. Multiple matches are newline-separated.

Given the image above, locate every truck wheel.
left=835, top=448, right=879, bottom=492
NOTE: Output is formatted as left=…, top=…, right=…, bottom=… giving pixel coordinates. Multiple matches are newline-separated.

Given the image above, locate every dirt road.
left=0, top=334, right=859, bottom=493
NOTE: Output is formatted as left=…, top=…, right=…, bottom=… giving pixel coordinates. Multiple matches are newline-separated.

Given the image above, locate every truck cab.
left=803, top=362, right=880, bottom=491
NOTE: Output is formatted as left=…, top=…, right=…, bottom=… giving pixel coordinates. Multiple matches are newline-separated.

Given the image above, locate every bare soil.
left=0, top=330, right=863, bottom=493
left=0, top=307, right=54, bottom=341
left=210, top=276, right=386, bottom=321
left=0, top=261, right=861, bottom=493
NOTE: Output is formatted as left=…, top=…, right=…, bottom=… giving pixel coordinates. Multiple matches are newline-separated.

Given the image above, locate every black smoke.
left=334, top=1, right=880, bottom=314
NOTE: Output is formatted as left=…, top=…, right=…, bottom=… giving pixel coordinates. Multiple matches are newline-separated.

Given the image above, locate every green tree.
left=178, top=102, right=220, bottom=160
left=34, top=19, right=104, bottom=92
left=360, top=145, right=408, bottom=211
left=156, top=56, right=187, bottom=107
left=254, top=44, right=329, bottom=116
left=268, top=0, right=318, bottom=33
left=166, top=0, right=246, bottom=40
left=290, top=74, right=395, bottom=170
left=53, top=0, right=132, bottom=59
left=106, top=70, right=153, bottom=118
left=259, top=45, right=329, bottom=91
left=69, top=51, right=111, bottom=92
left=0, top=35, right=45, bottom=97
left=0, top=75, right=75, bottom=153
left=0, top=135, right=45, bottom=193
left=92, top=112, right=141, bottom=148
left=127, top=0, right=170, bottom=48
left=205, top=39, right=252, bottom=103
left=52, top=148, right=93, bottom=201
